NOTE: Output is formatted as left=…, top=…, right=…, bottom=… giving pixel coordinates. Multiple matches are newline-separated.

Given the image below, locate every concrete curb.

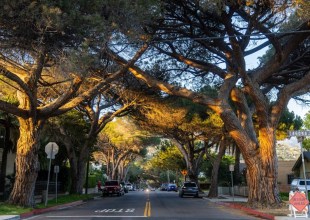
left=217, top=201, right=275, bottom=220
left=19, top=200, right=85, bottom=219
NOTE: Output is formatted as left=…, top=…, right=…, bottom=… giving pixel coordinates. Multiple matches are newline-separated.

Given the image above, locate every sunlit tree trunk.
left=8, top=117, right=42, bottom=207
left=245, top=128, right=281, bottom=207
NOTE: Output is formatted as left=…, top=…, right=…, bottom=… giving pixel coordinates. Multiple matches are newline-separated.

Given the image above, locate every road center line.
left=144, top=200, right=151, bottom=217
left=45, top=216, right=146, bottom=218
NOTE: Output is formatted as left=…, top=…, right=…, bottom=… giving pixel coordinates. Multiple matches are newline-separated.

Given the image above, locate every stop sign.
left=289, top=191, right=309, bottom=212
left=45, top=142, right=59, bottom=159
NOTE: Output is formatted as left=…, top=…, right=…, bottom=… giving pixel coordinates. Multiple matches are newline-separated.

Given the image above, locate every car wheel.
left=179, top=193, right=183, bottom=198
left=194, top=192, right=199, bottom=198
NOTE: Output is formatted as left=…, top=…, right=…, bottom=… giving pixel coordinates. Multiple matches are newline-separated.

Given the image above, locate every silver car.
left=179, top=182, right=199, bottom=198
left=290, top=178, right=310, bottom=192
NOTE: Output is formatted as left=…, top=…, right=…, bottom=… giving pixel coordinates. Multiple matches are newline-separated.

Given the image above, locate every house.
left=277, top=160, right=296, bottom=192
left=292, top=152, right=310, bottom=179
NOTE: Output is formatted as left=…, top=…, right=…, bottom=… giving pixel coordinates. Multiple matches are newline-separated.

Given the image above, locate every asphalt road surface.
left=25, top=190, right=261, bottom=220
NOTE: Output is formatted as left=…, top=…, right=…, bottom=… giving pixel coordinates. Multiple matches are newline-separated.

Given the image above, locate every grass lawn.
left=0, top=193, right=98, bottom=215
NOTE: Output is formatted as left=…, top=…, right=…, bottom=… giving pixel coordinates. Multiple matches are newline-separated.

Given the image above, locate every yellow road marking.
left=144, top=201, right=151, bottom=217
left=148, top=200, right=151, bottom=217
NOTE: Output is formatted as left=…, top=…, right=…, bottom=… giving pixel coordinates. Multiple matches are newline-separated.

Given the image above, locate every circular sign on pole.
left=181, top=170, right=188, bottom=176
left=289, top=191, right=309, bottom=212
left=45, top=142, right=59, bottom=159
left=229, top=164, right=234, bottom=172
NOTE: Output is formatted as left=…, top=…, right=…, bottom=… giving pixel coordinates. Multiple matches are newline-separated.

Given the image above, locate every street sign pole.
left=54, top=165, right=59, bottom=203
left=288, top=130, right=310, bottom=214
left=44, top=142, right=59, bottom=207
left=45, top=144, right=53, bottom=207
left=229, top=164, right=235, bottom=202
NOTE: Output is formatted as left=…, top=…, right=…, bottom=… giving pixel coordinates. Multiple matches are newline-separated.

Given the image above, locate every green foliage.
left=0, top=203, right=32, bottom=215
left=127, top=163, right=144, bottom=183
left=148, top=141, right=186, bottom=172
left=303, top=111, right=310, bottom=129
left=86, top=174, right=102, bottom=188
left=35, top=194, right=94, bottom=209
left=277, top=108, right=303, bottom=140
left=0, top=0, right=108, bottom=50
left=279, top=192, right=289, bottom=201
left=302, top=112, right=310, bottom=151
left=202, top=153, right=235, bottom=184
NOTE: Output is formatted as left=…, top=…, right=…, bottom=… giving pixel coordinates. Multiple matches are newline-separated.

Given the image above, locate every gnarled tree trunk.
left=208, top=139, right=227, bottom=198
left=245, top=128, right=281, bottom=207
left=8, top=118, right=42, bottom=207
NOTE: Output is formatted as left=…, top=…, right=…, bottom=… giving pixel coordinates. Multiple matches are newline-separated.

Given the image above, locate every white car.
left=126, top=183, right=133, bottom=191
left=290, top=178, right=310, bottom=192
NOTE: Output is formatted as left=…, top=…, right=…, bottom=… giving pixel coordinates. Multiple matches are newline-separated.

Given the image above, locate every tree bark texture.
left=8, top=118, right=41, bottom=207
left=245, top=128, right=281, bottom=207
left=208, top=139, right=227, bottom=198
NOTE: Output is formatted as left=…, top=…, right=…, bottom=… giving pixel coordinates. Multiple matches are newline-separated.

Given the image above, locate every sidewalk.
left=203, top=193, right=309, bottom=220
left=0, top=187, right=100, bottom=220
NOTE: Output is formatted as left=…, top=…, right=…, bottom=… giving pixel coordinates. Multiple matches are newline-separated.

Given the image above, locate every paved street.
left=22, top=190, right=261, bottom=220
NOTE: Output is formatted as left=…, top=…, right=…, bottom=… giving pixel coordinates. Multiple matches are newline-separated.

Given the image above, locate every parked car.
left=160, top=183, right=169, bottom=191
left=179, top=182, right=199, bottom=198
left=126, top=183, right=133, bottom=191
left=102, top=180, right=125, bottom=196
left=290, top=178, right=310, bottom=192
left=120, top=181, right=128, bottom=193
left=167, top=184, right=178, bottom=192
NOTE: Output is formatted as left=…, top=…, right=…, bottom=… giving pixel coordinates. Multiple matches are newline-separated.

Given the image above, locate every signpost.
left=54, top=165, right=59, bottom=203
left=44, top=142, right=59, bottom=206
left=289, top=191, right=309, bottom=217
left=181, top=170, right=187, bottom=182
left=288, top=130, right=310, bottom=215
left=229, top=164, right=234, bottom=202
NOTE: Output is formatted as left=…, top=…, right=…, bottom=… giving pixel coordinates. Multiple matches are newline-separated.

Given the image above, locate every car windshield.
left=105, top=181, right=118, bottom=186
left=184, top=182, right=197, bottom=187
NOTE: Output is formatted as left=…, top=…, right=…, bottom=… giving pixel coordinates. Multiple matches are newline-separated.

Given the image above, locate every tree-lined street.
left=0, top=0, right=309, bottom=213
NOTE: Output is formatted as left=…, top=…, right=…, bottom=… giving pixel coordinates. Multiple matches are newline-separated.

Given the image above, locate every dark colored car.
left=120, top=181, right=128, bottom=193
left=179, top=182, right=199, bottom=198
left=167, top=184, right=178, bottom=192
left=160, top=183, right=168, bottom=191
left=102, top=180, right=124, bottom=196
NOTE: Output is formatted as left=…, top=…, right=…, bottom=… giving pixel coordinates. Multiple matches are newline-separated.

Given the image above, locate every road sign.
left=54, top=165, right=59, bottom=173
left=289, top=191, right=309, bottom=212
left=229, top=164, right=234, bottom=172
left=45, top=142, right=59, bottom=159
left=288, top=130, right=310, bottom=137
left=181, top=170, right=187, bottom=176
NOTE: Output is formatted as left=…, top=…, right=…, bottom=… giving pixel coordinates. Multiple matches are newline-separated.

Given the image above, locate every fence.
left=35, top=181, right=62, bottom=195
left=218, top=186, right=248, bottom=196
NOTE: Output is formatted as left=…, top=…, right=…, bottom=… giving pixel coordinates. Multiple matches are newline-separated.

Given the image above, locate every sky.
left=288, top=99, right=309, bottom=119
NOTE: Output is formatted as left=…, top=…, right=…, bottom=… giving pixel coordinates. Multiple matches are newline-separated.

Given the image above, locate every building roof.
left=292, top=152, right=310, bottom=171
